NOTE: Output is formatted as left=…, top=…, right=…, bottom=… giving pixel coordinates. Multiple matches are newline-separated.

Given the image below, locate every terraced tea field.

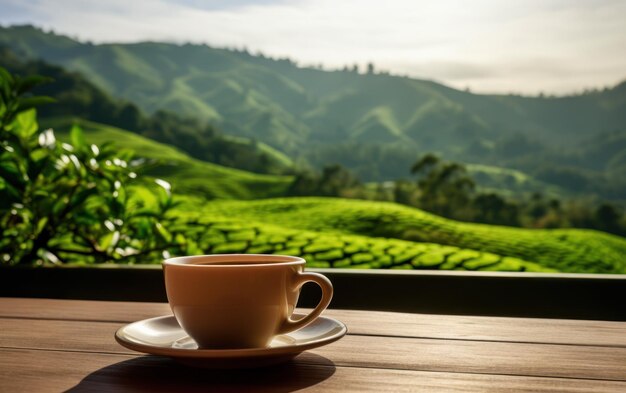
left=193, top=198, right=626, bottom=274
left=173, top=210, right=551, bottom=272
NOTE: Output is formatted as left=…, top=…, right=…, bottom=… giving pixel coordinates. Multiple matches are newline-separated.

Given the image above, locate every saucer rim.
left=115, top=313, right=347, bottom=359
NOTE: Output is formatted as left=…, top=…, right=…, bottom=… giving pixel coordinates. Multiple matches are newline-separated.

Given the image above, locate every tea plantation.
left=54, top=120, right=625, bottom=273
left=172, top=211, right=551, bottom=272
left=194, top=198, right=626, bottom=273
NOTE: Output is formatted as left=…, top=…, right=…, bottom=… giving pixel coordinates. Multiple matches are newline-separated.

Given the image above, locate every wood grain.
left=1, top=317, right=625, bottom=381
left=2, top=298, right=625, bottom=347
left=1, top=348, right=625, bottom=393
left=2, top=298, right=626, bottom=392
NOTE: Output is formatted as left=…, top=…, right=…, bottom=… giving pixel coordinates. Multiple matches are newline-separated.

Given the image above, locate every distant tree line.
left=303, top=129, right=626, bottom=202
left=287, top=164, right=363, bottom=198
left=290, top=154, right=626, bottom=236
left=398, top=154, right=625, bottom=235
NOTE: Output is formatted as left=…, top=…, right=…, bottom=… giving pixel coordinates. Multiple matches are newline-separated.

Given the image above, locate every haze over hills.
left=1, top=25, right=625, bottom=200
left=3, top=25, right=625, bottom=146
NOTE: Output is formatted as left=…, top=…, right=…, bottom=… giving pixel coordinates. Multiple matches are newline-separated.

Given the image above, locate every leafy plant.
left=0, top=67, right=186, bottom=265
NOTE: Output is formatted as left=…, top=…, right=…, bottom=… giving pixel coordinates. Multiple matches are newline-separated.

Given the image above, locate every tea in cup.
left=163, top=254, right=333, bottom=349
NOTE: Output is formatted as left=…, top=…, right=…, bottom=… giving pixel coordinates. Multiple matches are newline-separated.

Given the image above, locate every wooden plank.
left=1, top=318, right=625, bottom=381
left=1, top=298, right=626, bottom=347
left=1, top=348, right=625, bottom=393
left=0, top=297, right=171, bottom=323
left=328, top=309, right=626, bottom=347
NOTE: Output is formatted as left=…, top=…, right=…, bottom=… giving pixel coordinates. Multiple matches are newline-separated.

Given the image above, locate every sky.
left=2, top=0, right=626, bottom=94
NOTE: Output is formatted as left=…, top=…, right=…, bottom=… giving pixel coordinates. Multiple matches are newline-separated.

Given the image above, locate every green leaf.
left=174, top=233, right=187, bottom=245
left=52, top=198, right=68, bottom=216
left=154, top=179, right=172, bottom=208
left=154, top=222, right=172, bottom=242
left=35, top=217, right=49, bottom=237
left=0, top=181, right=21, bottom=205
left=99, top=231, right=120, bottom=251
left=70, top=124, right=86, bottom=149
left=136, top=219, right=151, bottom=237
left=12, top=109, right=38, bottom=138
left=0, top=160, right=24, bottom=189
left=155, top=179, right=171, bottom=195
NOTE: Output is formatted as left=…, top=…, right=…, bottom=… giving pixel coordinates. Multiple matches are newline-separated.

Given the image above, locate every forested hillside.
left=1, top=25, right=625, bottom=201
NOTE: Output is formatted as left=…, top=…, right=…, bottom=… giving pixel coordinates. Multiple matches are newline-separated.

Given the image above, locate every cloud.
left=1, top=0, right=625, bottom=94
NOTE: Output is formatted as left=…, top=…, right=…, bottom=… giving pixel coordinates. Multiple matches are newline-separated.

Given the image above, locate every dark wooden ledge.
left=1, top=265, right=625, bottom=321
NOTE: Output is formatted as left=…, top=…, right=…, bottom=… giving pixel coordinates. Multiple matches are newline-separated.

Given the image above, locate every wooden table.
left=0, top=298, right=625, bottom=392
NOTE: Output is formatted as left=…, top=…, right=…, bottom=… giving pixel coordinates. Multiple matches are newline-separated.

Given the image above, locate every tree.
left=393, top=180, right=417, bottom=206
left=595, top=203, right=621, bottom=235
left=410, top=154, right=475, bottom=217
left=116, top=103, right=143, bottom=131
left=318, top=164, right=360, bottom=196
left=410, top=153, right=439, bottom=177
left=287, top=164, right=361, bottom=197
left=472, top=193, right=520, bottom=226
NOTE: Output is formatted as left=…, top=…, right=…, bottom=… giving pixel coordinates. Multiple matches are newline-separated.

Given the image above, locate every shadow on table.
left=66, top=353, right=336, bottom=392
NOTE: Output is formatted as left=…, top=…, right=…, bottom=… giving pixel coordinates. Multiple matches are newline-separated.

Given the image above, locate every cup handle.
left=278, top=271, right=333, bottom=334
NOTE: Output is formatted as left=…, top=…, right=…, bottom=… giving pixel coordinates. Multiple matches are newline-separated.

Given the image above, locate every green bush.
left=0, top=67, right=186, bottom=265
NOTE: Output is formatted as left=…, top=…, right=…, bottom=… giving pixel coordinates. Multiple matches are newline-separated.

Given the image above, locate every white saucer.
left=115, top=313, right=347, bottom=369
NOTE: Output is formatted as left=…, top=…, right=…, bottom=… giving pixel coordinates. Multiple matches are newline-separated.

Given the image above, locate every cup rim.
left=163, top=254, right=305, bottom=267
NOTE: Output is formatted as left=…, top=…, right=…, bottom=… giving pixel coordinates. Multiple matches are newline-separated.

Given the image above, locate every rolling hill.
left=4, top=25, right=625, bottom=149
left=2, top=26, right=625, bottom=176
left=0, top=50, right=295, bottom=176
left=45, top=118, right=566, bottom=273
left=169, top=211, right=554, bottom=273
left=196, top=197, right=626, bottom=273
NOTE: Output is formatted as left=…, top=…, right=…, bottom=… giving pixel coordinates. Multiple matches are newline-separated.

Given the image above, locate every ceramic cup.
left=163, top=254, right=333, bottom=349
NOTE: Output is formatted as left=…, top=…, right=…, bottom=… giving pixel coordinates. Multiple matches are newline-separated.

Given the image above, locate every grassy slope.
left=48, top=118, right=293, bottom=199
left=196, top=197, right=626, bottom=273
left=220, top=134, right=294, bottom=168
left=174, top=198, right=551, bottom=272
